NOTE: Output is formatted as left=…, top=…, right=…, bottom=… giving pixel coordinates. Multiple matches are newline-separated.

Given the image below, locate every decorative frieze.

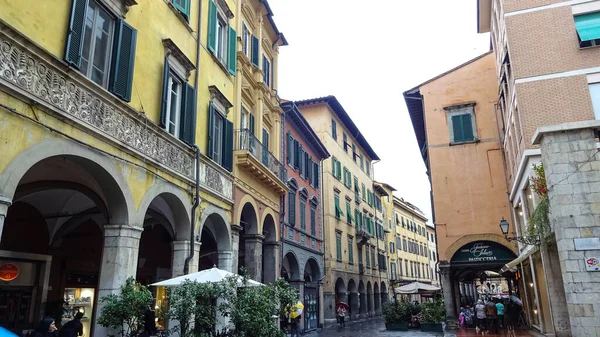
left=0, top=29, right=194, bottom=179
left=200, top=159, right=233, bottom=200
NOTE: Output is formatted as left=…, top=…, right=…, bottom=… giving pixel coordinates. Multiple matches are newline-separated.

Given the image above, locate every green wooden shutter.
left=287, top=132, right=292, bottom=164
left=348, top=238, right=353, bottom=263
left=451, top=115, right=463, bottom=142
left=227, top=27, right=237, bottom=75
left=300, top=200, right=306, bottom=230
left=207, top=0, right=217, bottom=54
left=294, top=140, right=300, bottom=169
left=109, top=19, right=137, bottom=102
left=64, top=0, right=87, bottom=68
left=223, top=119, right=233, bottom=172
left=310, top=207, right=316, bottom=235
left=288, top=191, right=296, bottom=225
left=334, top=194, right=340, bottom=219
left=180, top=83, right=197, bottom=145
left=173, top=0, right=190, bottom=21
left=336, top=235, right=342, bottom=261
left=249, top=113, right=255, bottom=135
left=313, top=162, right=319, bottom=188
left=251, top=35, right=259, bottom=67
left=462, top=114, right=474, bottom=141
left=159, top=61, right=170, bottom=127
left=336, top=161, right=341, bottom=180
left=207, top=102, right=215, bottom=159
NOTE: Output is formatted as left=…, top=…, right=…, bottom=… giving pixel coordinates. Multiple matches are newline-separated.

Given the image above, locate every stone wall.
left=540, top=127, right=600, bottom=337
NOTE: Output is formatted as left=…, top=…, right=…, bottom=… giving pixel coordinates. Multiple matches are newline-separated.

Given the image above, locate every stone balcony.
left=0, top=23, right=233, bottom=201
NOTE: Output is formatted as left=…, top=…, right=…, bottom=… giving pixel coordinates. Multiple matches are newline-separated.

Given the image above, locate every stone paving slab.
left=299, top=318, right=444, bottom=337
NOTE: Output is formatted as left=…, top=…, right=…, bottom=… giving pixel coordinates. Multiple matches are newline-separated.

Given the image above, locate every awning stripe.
left=575, top=12, right=600, bottom=42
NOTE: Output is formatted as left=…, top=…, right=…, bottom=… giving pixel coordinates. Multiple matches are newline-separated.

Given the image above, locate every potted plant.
left=382, top=300, right=410, bottom=331
left=420, top=299, right=445, bottom=332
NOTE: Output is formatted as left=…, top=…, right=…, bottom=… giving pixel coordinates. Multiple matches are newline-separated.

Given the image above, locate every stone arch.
left=0, top=139, right=134, bottom=225
left=260, top=207, right=278, bottom=240
left=199, top=205, right=232, bottom=251
left=302, top=257, right=321, bottom=282
left=235, top=194, right=259, bottom=230
left=282, top=251, right=301, bottom=281
left=136, top=181, right=192, bottom=241
left=335, top=277, right=347, bottom=303
left=367, top=281, right=373, bottom=314
left=443, top=233, right=517, bottom=262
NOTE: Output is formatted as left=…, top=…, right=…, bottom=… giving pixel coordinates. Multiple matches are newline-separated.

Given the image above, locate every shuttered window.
left=334, top=194, right=343, bottom=219
left=159, top=61, right=197, bottom=146
left=300, top=199, right=306, bottom=230
left=310, top=206, right=316, bottom=235
left=251, top=35, right=259, bottom=67
left=288, top=190, right=296, bottom=226
left=207, top=0, right=237, bottom=76
left=172, top=0, right=191, bottom=21
left=348, top=237, right=354, bottom=264
left=262, top=55, right=271, bottom=87
left=65, top=0, right=136, bottom=101
left=336, top=232, right=342, bottom=261
left=207, top=103, right=233, bottom=171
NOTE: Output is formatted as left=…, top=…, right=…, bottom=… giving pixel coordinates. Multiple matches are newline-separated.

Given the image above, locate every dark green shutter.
left=451, top=115, right=463, bottom=142
left=207, top=0, right=217, bottom=54
left=159, top=61, right=170, bottom=127
left=173, top=0, right=190, bottom=21
left=262, top=55, right=268, bottom=84
left=313, top=162, right=319, bottom=188
left=223, top=119, right=233, bottom=171
left=180, top=83, right=197, bottom=145
left=251, top=35, right=259, bottom=67
left=294, top=140, right=300, bottom=169
left=287, top=132, right=293, bottom=164
left=109, top=19, right=137, bottom=102
left=227, top=27, right=237, bottom=76
left=462, top=114, right=474, bottom=141
left=207, top=102, right=215, bottom=159
left=288, top=191, right=296, bottom=225
left=64, top=0, right=87, bottom=68
left=249, top=113, right=255, bottom=135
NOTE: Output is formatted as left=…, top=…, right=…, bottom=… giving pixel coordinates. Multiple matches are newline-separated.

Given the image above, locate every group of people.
left=29, top=313, right=84, bottom=337
left=459, top=297, right=521, bottom=335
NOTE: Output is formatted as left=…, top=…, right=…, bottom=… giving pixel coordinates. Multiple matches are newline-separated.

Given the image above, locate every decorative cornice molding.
left=162, top=38, right=196, bottom=78
left=208, top=85, right=233, bottom=110
left=0, top=23, right=195, bottom=180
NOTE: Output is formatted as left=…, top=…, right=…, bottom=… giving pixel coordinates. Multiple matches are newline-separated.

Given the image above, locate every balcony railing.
left=235, top=129, right=286, bottom=182
left=356, top=226, right=372, bottom=244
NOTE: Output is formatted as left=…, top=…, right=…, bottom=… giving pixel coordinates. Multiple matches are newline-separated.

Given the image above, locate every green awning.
left=575, top=12, right=600, bottom=41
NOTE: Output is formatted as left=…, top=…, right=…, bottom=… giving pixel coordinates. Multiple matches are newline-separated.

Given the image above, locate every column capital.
left=263, top=241, right=280, bottom=247
left=244, top=234, right=265, bottom=242
left=0, top=196, right=11, bottom=215
left=231, top=224, right=242, bottom=233
left=104, top=224, right=143, bottom=239
left=173, top=240, right=201, bottom=251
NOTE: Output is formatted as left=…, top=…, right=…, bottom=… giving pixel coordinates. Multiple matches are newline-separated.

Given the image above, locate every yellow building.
left=295, top=96, right=385, bottom=322
left=0, top=0, right=246, bottom=334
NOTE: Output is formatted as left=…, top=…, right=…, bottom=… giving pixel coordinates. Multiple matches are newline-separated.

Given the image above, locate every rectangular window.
left=336, top=232, right=342, bottom=261
left=262, top=55, right=271, bottom=87
left=348, top=237, right=354, bottom=264
left=371, top=248, right=376, bottom=269
left=403, top=238, right=407, bottom=251
left=391, top=262, right=397, bottom=280
left=81, top=1, right=115, bottom=88
left=343, top=133, right=348, bottom=152
left=360, top=155, right=364, bottom=171
left=334, top=194, right=343, bottom=219
left=447, top=105, right=477, bottom=143
left=575, top=12, right=600, bottom=48
left=332, top=119, right=337, bottom=140
left=207, top=0, right=237, bottom=75
left=288, top=190, right=296, bottom=226
left=212, top=113, right=224, bottom=163
left=312, top=162, right=320, bottom=188
left=300, top=199, right=306, bottom=230
left=361, top=184, right=366, bottom=201
left=366, top=160, right=370, bottom=177
left=390, top=242, right=395, bottom=253
left=352, top=144, right=357, bottom=162
left=310, top=206, right=316, bottom=235
left=589, top=83, right=600, bottom=119
left=405, top=260, right=408, bottom=276
left=388, top=219, right=392, bottom=229
left=164, top=73, right=183, bottom=137
left=346, top=201, right=352, bottom=225
left=365, top=246, right=370, bottom=268
left=242, top=22, right=249, bottom=56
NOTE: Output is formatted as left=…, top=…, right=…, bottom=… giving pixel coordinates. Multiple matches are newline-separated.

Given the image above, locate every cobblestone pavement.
left=302, top=318, right=443, bottom=337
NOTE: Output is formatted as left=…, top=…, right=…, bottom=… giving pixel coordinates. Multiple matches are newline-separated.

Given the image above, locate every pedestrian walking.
left=32, top=317, right=58, bottom=337
left=58, top=312, right=83, bottom=337
left=475, top=299, right=487, bottom=334
left=496, top=299, right=505, bottom=328
left=336, top=306, right=346, bottom=328
left=486, top=299, right=498, bottom=334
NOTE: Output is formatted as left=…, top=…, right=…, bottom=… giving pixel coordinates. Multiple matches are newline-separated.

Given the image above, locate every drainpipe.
left=317, top=158, right=326, bottom=283
left=183, top=0, right=204, bottom=275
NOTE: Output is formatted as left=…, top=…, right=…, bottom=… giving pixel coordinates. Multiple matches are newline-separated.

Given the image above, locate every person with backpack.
left=58, top=312, right=83, bottom=337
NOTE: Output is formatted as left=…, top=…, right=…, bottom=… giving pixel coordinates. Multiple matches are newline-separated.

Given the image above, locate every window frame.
left=164, top=72, right=183, bottom=137
left=348, top=236, right=354, bottom=264
left=446, top=105, right=478, bottom=144
left=331, top=119, right=337, bottom=140
left=212, top=111, right=224, bottom=165
left=336, top=231, right=343, bottom=262
left=81, top=0, right=115, bottom=89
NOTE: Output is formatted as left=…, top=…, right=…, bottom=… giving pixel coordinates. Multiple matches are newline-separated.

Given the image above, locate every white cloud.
left=269, top=0, right=490, bottom=225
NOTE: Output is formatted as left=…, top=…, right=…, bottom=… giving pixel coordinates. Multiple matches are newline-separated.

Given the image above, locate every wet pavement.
left=302, top=318, right=443, bottom=337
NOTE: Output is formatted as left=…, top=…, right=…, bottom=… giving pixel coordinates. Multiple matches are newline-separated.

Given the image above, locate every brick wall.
left=503, top=0, right=566, bottom=15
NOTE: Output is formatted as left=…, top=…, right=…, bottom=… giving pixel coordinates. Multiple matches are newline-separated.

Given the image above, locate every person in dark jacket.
left=33, top=316, right=57, bottom=337
left=59, top=312, right=83, bottom=337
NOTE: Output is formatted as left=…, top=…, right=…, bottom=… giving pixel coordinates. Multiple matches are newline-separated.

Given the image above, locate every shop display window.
left=63, top=288, right=95, bottom=337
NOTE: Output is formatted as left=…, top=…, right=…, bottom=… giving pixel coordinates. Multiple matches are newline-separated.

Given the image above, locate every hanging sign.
left=451, top=241, right=516, bottom=265
left=585, top=257, right=600, bottom=271
left=0, top=263, right=19, bottom=281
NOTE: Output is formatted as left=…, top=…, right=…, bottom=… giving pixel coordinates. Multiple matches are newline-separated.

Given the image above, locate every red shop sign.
left=0, top=264, right=19, bottom=281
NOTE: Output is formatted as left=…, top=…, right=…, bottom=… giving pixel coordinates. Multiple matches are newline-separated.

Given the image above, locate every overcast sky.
left=269, top=0, right=490, bottom=224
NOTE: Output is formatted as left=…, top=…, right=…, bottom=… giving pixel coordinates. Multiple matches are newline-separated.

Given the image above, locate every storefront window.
left=63, top=287, right=95, bottom=337
left=521, top=261, right=539, bottom=328
left=515, top=203, right=525, bottom=237
left=154, top=286, right=169, bottom=331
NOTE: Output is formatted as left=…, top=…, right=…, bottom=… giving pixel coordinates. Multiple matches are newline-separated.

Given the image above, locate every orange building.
left=404, top=52, right=516, bottom=325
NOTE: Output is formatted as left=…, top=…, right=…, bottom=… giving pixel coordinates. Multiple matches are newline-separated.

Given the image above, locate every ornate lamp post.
left=499, top=217, right=540, bottom=246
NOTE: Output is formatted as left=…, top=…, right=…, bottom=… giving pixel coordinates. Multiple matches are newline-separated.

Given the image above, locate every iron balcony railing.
left=235, top=129, right=286, bottom=182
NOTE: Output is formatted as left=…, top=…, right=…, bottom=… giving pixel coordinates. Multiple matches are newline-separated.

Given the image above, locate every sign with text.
left=585, top=257, right=600, bottom=271
left=0, top=263, right=19, bottom=281
left=451, top=241, right=516, bottom=265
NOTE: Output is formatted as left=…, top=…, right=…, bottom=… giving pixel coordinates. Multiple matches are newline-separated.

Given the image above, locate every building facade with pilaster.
left=295, top=96, right=388, bottom=322
left=0, top=0, right=242, bottom=335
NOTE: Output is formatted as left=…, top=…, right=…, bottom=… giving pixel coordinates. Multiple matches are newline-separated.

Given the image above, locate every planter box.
left=385, top=322, right=409, bottom=331
left=420, top=323, right=443, bottom=332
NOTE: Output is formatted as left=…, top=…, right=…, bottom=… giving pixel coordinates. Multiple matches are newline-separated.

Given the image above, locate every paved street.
left=303, top=318, right=443, bottom=337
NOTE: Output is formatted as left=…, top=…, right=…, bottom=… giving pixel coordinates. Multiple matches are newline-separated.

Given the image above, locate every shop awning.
left=394, top=281, right=441, bottom=294
left=500, top=245, right=538, bottom=273
left=575, top=12, right=600, bottom=41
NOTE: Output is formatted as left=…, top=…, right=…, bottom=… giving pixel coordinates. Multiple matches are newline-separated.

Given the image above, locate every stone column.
left=359, top=292, right=367, bottom=318
left=440, top=266, right=457, bottom=329
left=244, top=234, right=264, bottom=282
left=94, top=225, right=143, bottom=337
left=289, top=281, right=304, bottom=330
left=348, top=292, right=359, bottom=320
left=537, top=125, right=600, bottom=337
left=231, top=225, right=242, bottom=274
left=172, top=241, right=201, bottom=276
left=0, top=196, right=11, bottom=242
left=218, top=250, right=234, bottom=273
left=323, top=291, right=336, bottom=322
left=453, top=279, right=461, bottom=314
left=262, top=241, right=280, bottom=284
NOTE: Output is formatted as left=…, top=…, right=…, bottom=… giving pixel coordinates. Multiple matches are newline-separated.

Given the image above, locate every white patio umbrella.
left=150, top=266, right=264, bottom=287
left=394, top=281, right=441, bottom=294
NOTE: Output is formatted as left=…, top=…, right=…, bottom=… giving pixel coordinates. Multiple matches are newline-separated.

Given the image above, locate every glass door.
left=304, top=286, right=319, bottom=332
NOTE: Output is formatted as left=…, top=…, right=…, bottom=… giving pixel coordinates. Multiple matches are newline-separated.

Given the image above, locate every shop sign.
left=585, top=257, right=600, bottom=271
left=451, top=241, right=516, bottom=265
left=0, top=263, right=19, bottom=281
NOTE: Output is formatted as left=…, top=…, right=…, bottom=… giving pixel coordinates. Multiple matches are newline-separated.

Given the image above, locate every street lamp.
left=499, top=217, right=540, bottom=246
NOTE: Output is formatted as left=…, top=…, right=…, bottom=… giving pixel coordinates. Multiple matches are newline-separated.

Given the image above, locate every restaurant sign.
left=451, top=241, right=516, bottom=265
left=0, top=263, right=19, bottom=281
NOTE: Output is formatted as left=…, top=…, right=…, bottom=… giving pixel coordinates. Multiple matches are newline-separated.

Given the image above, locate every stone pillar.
left=359, top=292, right=367, bottom=318
left=0, top=196, right=11, bottom=242
left=231, top=225, right=242, bottom=274
left=262, top=242, right=280, bottom=284
left=323, top=291, right=336, bottom=322
left=348, top=292, right=359, bottom=319
left=218, top=250, right=234, bottom=273
left=244, top=234, right=264, bottom=282
left=94, top=225, right=143, bottom=337
left=289, top=281, right=304, bottom=330
left=440, top=266, right=457, bottom=329
left=453, top=279, right=461, bottom=314
left=537, top=125, right=600, bottom=337
left=172, top=241, right=201, bottom=276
